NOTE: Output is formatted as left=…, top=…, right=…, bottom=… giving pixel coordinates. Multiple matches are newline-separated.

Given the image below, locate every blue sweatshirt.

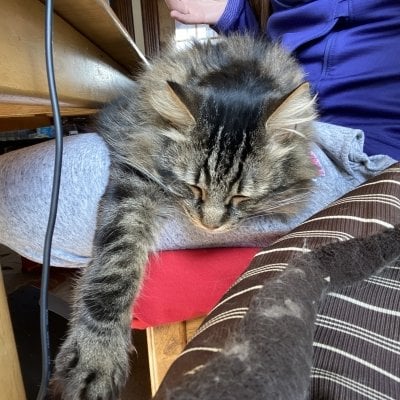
left=215, top=0, right=400, bottom=159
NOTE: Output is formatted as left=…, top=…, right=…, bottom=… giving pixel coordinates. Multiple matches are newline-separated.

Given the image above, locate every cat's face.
left=157, top=81, right=318, bottom=232
left=99, top=37, right=320, bottom=233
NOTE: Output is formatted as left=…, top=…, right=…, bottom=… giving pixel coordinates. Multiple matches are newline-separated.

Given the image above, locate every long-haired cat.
left=52, top=34, right=318, bottom=399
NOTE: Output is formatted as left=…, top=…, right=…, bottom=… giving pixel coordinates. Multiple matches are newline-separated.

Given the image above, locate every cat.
left=52, top=34, right=318, bottom=399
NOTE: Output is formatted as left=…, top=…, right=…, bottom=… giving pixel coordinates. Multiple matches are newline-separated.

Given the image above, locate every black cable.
left=37, top=0, right=63, bottom=398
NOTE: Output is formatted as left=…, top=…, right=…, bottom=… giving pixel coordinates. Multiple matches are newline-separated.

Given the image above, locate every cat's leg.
left=52, top=175, right=165, bottom=400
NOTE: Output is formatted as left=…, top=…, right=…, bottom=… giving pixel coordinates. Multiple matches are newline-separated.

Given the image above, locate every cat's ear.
left=265, top=82, right=317, bottom=140
left=151, top=80, right=199, bottom=128
left=167, top=80, right=200, bottom=120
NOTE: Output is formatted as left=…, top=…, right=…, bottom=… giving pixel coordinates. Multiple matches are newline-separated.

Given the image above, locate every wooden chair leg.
left=146, top=317, right=204, bottom=396
left=0, top=269, right=26, bottom=400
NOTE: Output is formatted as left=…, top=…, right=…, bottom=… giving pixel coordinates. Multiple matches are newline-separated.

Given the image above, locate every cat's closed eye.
left=189, top=184, right=206, bottom=201
left=228, top=195, right=251, bottom=207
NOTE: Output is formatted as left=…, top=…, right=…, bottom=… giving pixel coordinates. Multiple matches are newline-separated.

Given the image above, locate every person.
left=165, top=0, right=400, bottom=160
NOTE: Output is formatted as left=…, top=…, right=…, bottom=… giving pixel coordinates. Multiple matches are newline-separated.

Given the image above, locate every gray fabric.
left=0, top=134, right=109, bottom=268
left=0, top=122, right=395, bottom=268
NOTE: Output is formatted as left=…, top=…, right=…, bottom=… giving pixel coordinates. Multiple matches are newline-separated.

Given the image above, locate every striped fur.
left=52, top=35, right=318, bottom=399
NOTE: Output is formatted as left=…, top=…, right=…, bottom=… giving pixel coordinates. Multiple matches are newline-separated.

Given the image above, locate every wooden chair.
left=0, top=269, right=26, bottom=400
left=146, top=317, right=204, bottom=395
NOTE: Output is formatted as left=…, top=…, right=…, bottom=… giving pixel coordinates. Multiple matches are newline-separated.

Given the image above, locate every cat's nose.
left=201, top=203, right=225, bottom=231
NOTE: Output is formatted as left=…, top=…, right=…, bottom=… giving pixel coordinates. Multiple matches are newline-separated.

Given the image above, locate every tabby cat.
left=52, top=34, right=318, bottom=399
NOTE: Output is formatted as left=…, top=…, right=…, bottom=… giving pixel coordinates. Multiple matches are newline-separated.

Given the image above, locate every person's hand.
left=164, top=0, right=228, bottom=25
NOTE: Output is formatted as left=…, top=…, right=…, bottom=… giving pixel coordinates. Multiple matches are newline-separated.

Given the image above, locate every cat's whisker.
left=241, top=195, right=310, bottom=220
left=241, top=213, right=275, bottom=222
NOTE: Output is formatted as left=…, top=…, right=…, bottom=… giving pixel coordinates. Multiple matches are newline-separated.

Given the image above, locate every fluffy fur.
left=165, top=225, right=400, bottom=400
left=52, top=35, right=318, bottom=399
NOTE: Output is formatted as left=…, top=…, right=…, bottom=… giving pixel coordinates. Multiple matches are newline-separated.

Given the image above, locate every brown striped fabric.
left=154, top=163, right=400, bottom=400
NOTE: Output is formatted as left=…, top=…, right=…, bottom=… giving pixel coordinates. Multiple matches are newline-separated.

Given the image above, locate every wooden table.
left=0, top=1, right=143, bottom=398
left=0, top=0, right=143, bottom=129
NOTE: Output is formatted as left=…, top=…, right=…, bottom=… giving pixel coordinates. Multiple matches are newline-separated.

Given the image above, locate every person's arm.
left=214, top=0, right=260, bottom=35
left=164, top=0, right=261, bottom=35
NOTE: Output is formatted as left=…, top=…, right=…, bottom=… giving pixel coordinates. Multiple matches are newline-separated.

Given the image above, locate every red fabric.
left=132, top=247, right=259, bottom=329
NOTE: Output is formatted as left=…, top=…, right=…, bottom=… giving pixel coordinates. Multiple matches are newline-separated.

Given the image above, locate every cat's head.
left=104, top=37, right=319, bottom=232
left=150, top=76, right=318, bottom=232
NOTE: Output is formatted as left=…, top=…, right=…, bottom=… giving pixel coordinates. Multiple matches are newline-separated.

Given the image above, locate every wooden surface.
left=157, top=0, right=176, bottom=51
left=0, top=102, right=98, bottom=119
left=0, top=115, right=53, bottom=132
left=51, top=0, right=147, bottom=73
left=146, top=317, right=204, bottom=395
left=0, top=271, right=26, bottom=400
left=0, top=0, right=137, bottom=118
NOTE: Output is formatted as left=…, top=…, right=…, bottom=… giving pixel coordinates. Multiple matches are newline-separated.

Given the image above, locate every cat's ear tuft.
left=265, top=82, right=317, bottom=141
left=151, top=80, right=199, bottom=128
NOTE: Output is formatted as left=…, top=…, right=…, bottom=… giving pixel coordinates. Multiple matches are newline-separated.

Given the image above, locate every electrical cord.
left=37, top=0, right=63, bottom=398
left=35, top=3, right=150, bottom=398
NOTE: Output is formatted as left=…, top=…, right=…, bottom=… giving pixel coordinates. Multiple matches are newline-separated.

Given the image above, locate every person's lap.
left=0, top=122, right=395, bottom=268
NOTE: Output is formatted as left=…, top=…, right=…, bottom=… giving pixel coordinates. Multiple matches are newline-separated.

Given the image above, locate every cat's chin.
left=191, top=219, right=235, bottom=234
left=201, top=225, right=232, bottom=233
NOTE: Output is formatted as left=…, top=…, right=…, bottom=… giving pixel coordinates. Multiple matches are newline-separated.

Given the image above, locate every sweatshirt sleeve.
left=214, top=0, right=261, bottom=35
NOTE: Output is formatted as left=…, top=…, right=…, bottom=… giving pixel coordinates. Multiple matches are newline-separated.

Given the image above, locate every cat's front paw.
left=51, top=326, right=131, bottom=400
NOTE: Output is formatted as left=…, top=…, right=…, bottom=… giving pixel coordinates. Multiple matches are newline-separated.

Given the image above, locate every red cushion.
left=132, top=247, right=259, bottom=329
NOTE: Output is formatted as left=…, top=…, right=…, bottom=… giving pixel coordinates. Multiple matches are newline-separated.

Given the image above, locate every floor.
left=2, top=246, right=152, bottom=400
